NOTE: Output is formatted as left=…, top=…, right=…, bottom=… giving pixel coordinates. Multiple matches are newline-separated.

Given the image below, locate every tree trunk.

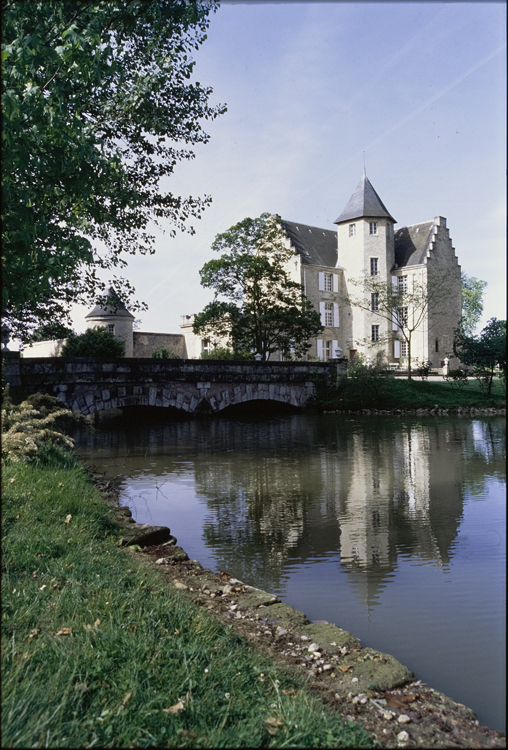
left=407, top=336, right=412, bottom=380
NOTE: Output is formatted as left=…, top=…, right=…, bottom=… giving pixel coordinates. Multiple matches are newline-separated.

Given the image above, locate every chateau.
left=24, top=174, right=462, bottom=368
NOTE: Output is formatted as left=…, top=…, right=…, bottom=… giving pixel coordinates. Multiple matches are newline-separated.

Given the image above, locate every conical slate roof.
left=334, top=172, right=396, bottom=224
left=85, top=287, right=135, bottom=319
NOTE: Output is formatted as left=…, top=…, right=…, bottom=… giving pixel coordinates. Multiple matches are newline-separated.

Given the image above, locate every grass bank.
left=318, top=375, right=506, bottom=411
left=1, top=453, right=374, bottom=748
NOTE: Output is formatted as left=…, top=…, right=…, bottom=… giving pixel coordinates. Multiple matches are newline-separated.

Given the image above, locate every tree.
left=60, top=327, right=125, bottom=358
left=27, top=322, right=74, bottom=343
left=192, top=213, right=323, bottom=361
left=2, top=1, right=225, bottom=341
left=345, top=269, right=452, bottom=379
left=454, top=318, right=506, bottom=395
left=461, top=273, right=487, bottom=336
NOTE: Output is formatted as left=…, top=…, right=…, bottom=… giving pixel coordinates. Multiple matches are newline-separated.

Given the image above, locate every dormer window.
left=369, top=222, right=377, bottom=235
left=349, top=223, right=356, bottom=237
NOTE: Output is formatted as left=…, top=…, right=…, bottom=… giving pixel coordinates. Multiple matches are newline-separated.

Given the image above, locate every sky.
left=69, top=0, right=506, bottom=337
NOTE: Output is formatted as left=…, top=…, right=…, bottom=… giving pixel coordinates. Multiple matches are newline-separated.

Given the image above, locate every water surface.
left=75, top=413, right=506, bottom=732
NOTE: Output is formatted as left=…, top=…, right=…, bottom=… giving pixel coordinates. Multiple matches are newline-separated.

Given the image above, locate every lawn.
left=1, top=454, right=374, bottom=748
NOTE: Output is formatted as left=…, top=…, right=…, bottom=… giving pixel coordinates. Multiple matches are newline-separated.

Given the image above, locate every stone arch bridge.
left=3, top=356, right=343, bottom=416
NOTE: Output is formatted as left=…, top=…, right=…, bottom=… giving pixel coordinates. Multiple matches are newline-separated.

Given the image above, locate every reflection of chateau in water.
left=74, top=415, right=505, bottom=605
left=190, top=416, right=503, bottom=604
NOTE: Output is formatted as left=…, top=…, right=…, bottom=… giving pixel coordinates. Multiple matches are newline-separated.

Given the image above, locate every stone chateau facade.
left=24, top=173, right=462, bottom=368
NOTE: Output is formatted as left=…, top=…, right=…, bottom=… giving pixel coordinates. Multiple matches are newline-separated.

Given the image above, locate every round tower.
left=85, top=287, right=135, bottom=357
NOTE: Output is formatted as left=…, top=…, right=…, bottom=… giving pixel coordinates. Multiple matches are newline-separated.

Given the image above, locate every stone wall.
left=5, top=357, right=341, bottom=416
left=133, top=332, right=186, bottom=358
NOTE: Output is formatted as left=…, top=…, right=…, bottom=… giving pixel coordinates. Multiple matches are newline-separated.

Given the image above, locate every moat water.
left=74, top=411, right=506, bottom=732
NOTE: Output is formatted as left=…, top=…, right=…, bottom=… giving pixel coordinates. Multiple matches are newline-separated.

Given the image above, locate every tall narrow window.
left=386, top=223, right=391, bottom=239
left=349, top=223, right=356, bottom=237
left=371, top=292, right=379, bottom=311
left=324, top=273, right=333, bottom=291
left=370, top=258, right=378, bottom=276
left=398, top=276, right=407, bottom=292
left=397, top=307, right=408, bottom=327
left=324, top=341, right=332, bottom=360
left=400, top=341, right=408, bottom=357
left=324, top=302, right=334, bottom=327
left=435, top=338, right=439, bottom=352
left=371, top=325, right=379, bottom=343
left=108, top=324, right=115, bottom=334
left=369, top=222, right=377, bottom=235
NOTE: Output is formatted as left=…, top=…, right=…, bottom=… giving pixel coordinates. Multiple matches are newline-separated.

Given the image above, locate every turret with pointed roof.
left=334, top=171, right=396, bottom=225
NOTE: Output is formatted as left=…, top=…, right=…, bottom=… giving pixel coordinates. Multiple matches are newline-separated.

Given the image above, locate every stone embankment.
left=97, top=479, right=506, bottom=749
left=324, top=407, right=506, bottom=417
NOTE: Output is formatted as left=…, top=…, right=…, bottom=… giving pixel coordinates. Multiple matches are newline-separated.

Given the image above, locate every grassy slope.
left=325, top=376, right=506, bottom=411
left=1, top=457, right=374, bottom=749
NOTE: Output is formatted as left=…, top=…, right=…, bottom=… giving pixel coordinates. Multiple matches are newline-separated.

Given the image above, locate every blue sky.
left=70, top=0, right=506, bottom=335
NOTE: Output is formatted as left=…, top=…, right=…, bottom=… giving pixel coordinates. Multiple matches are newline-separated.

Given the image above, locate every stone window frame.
left=369, top=222, right=377, bottom=235
left=349, top=223, right=356, bottom=237
left=370, top=257, right=379, bottom=276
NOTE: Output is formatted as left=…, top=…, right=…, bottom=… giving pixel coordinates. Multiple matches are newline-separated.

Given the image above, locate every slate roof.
left=281, top=220, right=338, bottom=268
left=394, top=221, right=435, bottom=268
left=85, top=287, right=135, bottom=319
left=334, top=173, right=396, bottom=224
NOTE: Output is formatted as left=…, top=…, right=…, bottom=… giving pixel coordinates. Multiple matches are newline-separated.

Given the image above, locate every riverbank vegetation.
left=2, top=415, right=373, bottom=747
left=317, top=370, right=506, bottom=412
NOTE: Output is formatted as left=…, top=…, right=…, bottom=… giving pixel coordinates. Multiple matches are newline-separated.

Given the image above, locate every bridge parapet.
left=4, top=357, right=343, bottom=415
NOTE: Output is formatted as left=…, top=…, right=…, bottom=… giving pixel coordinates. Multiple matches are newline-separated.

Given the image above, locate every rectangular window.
left=435, top=338, right=439, bottom=353
left=324, top=341, right=332, bottom=360
left=370, top=258, right=378, bottom=276
left=398, top=306, right=408, bottom=327
left=371, top=292, right=379, bottom=311
left=201, top=338, right=211, bottom=353
left=400, top=341, right=408, bottom=357
left=349, top=223, right=356, bottom=237
left=108, top=324, right=115, bottom=334
left=369, top=222, right=377, bottom=235
left=386, top=223, right=390, bottom=238
left=324, top=273, right=333, bottom=292
left=371, top=325, right=379, bottom=343
left=324, top=302, right=334, bottom=327
left=398, top=276, right=407, bottom=292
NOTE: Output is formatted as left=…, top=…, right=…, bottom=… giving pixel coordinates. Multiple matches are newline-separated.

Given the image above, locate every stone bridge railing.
left=2, top=354, right=344, bottom=415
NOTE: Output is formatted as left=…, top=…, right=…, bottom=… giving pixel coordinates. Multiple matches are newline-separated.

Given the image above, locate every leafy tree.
left=461, top=273, right=487, bottom=336
left=192, top=214, right=323, bottom=361
left=27, top=322, right=74, bottom=343
left=151, top=346, right=179, bottom=359
left=2, top=1, right=225, bottom=341
left=345, top=269, right=453, bottom=379
left=60, top=327, right=125, bottom=358
left=454, top=318, right=506, bottom=395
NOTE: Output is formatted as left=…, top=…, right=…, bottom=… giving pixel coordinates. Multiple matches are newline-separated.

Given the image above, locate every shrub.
left=60, top=327, right=125, bottom=357
left=201, top=347, right=253, bottom=360
left=151, top=346, right=179, bottom=359
left=416, top=360, right=432, bottom=379
left=1, top=392, right=87, bottom=464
